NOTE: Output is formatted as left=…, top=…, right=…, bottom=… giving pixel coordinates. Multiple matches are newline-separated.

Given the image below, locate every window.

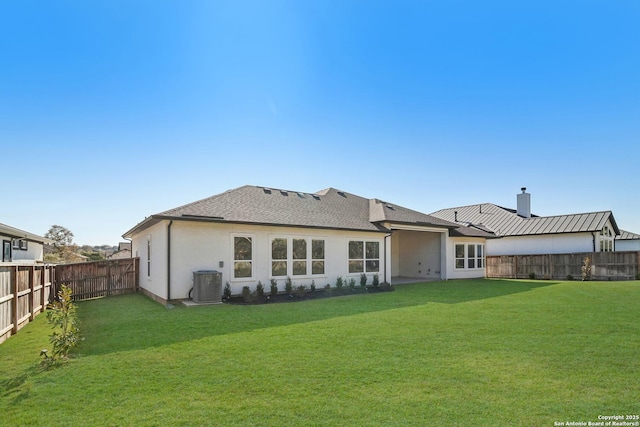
left=599, top=226, right=614, bottom=252
left=292, top=238, right=307, bottom=276
left=271, top=238, right=287, bottom=276
left=2, top=240, right=11, bottom=262
left=234, top=236, right=253, bottom=278
left=312, top=240, right=325, bottom=275
left=147, top=238, right=151, bottom=277
left=349, top=240, right=380, bottom=274
left=19, top=240, right=28, bottom=251
left=455, top=243, right=485, bottom=269
left=271, top=237, right=325, bottom=277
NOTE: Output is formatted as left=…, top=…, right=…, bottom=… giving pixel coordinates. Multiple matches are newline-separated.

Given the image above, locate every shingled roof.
left=430, top=203, right=620, bottom=237
left=123, top=185, right=461, bottom=237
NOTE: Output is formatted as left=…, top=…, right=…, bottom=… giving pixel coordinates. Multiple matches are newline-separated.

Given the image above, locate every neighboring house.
left=123, top=185, right=493, bottom=303
left=107, top=242, right=132, bottom=259
left=430, top=188, right=621, bottom=256
left=616, top=230, right=640, bottom=252
left=1, top=222, right=52, bottom=264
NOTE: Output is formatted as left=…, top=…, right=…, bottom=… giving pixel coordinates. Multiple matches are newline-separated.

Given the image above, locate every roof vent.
left=312, top=195, right=320, bottom=201
left=337, top=191, right=346, bottom=198
left=280, top=190, right=289, bottom=196
left=297, top=192, right=305, bottom=198
left=263, top=188, right=272, bottom=194
left=385, top=204, right=395, bottom=211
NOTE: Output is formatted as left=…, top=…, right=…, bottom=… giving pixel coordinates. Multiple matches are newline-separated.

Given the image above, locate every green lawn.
left=2, top=279, right=639, bottom=426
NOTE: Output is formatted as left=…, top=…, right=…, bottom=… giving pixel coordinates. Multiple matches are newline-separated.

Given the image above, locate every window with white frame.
left=348, top=240, right=380, bottom=274
left=599, top=226, right=614, bottom=252
left=455, top=243, right=485, bottom=269
left=271, top=236, right=325, bottom=277
left=233, top=235, right=253, bottom=278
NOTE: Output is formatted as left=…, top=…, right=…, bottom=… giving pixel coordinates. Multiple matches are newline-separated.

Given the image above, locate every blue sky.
left=1, top=1, right=639, bottom=245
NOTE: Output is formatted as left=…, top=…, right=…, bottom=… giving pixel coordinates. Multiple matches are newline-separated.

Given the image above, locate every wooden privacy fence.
left=54, top=258, right=139, bottom=301
left=0, top=264, right=55, bottom=344
left=486, top=251, right=640, bottom=280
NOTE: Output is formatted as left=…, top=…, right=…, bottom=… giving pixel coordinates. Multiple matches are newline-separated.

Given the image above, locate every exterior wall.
left=391, top=230, right=443, bottom=279
left=445, top=236, right=486, bottom=279
left=133, top=220, right=388, bottom=301
left=617, top=240, right=640, bottom=251
left=0, top=234, right=44, bottom=263
left=130, top=221, right=169, bottom=301
left=487, top=232, right=595, bottom=256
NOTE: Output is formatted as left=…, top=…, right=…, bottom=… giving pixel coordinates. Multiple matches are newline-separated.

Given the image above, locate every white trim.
left=269, top=234, right=327, bottom=279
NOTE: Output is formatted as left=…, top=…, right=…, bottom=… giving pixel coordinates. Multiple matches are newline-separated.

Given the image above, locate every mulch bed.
left=223, top=286, right=393, bottom=305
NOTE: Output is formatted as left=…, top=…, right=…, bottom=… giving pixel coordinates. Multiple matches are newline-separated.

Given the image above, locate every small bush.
left=310, top=280, right=316, bottom=293
left=566, top=274, right=574, bottom=281
left=285, top=276, right=293, bottom=295
left=223, top=282, right=232, bottom=300
left=379, top=282, right=394, bottom=292
left=348, top=278, right=356, bottom=290
left=528, top=272, right=536, bottom=280
left=270, top=279, right=279, bottom=296
left=636, top=273, right=640, bottom=280
left=256, top=281, right=265, bottom=298
left=372, top=274, right=379, bottom=288
left=294, top=285, right=307, bottom=298
left=336, top=276, right=344, bottom=290
left=325, top=284, right=331, bottom=293
left=360, top=273, right=367, bottom=288
left=241, top=286, right=252, bottom=303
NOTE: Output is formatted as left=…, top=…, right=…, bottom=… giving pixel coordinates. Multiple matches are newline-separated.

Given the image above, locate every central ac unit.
left=192, top=270, right=222, bottom=303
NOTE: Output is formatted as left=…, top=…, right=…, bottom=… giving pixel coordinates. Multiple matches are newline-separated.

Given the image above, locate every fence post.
left=11, top=266, right=18, bottom=335
left=29, top=266, right=35, bottom=321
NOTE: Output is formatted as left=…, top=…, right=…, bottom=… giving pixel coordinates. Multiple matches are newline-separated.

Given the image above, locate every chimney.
left=517, top=187, right=531, bottom=218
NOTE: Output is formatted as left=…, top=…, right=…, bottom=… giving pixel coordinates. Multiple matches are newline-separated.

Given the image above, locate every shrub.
left=310, top=280, right=316, bottom=293
left=294, top=285, right=307, bottom=298
left=336, top=276, right=344, bottom=290
left=566, top=274, right=574, bottom=281
left=285, top=276, right=293, bottom=295
left=270, top=279, right=279, bottom=296
left=379, top=282, right=393, bottom=292
left=325, top=284, right=331, bottom=293
left=582, top=257, right=592, bottom=281
left=223, top=282, right=232, bottom=300
left=256, top=281, right=265, bottom=299
left=241, top=286, right=252, bottom=303
left=636, top=273, right=640, bottom=280
left=360, top=273, right=367, bottom=288
left=44, top=285, right=82, bottom=364
left=348, top=278, right=356, bottom=290
left=528, top=272, right=536, bottom=280
left=372, top=274, right=379, bottom=288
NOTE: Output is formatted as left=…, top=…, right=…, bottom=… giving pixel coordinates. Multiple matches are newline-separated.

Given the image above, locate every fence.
left=486, top=251, right=640, bottom=280
left=0, top=258, right=139, bottom=344
left=54, top=258, right=139, bottom=300
left=0, top=264, right=55, bottom=344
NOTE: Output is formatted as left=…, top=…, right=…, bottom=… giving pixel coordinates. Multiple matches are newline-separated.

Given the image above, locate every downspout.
left=384, top=233, right=392, bottom=284
left=592, top=232, right=596, bottom=252
left=167, top=220, right=173, bottom=302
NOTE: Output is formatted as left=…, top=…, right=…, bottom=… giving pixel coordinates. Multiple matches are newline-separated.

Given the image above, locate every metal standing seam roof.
left=617, top=230, right=640, bottom=240
left=123, top=185, right=461, bottom=238
left=430, top=203, right=619, bottom=237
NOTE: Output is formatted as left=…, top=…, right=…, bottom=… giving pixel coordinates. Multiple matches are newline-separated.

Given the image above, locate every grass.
left=1, top=279, right=639, bottom=426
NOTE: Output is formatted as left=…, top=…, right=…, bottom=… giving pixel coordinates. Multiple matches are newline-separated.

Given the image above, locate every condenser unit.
left=192, top=270, right=222, bottom=303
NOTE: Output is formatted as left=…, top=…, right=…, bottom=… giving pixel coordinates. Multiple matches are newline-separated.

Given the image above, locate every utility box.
left=192, top=270, right=222, bottom=303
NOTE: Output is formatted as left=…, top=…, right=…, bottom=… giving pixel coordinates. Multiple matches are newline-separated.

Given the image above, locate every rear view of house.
left=123, top=185, right=492, bottom=304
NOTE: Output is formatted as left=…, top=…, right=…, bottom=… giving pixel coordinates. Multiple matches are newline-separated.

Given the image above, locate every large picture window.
left=599, top=225, right=614, bottom=252
left=455, top=243, right=484, bottom=269
left=348, top=240, right=380, bottom=274
left=271, top=237, right=325, bottom=277
left=234, top=236, right=253, bottom=278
